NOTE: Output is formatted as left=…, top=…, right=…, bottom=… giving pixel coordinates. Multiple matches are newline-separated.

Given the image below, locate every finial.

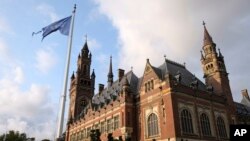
left=183, top=62, right=186, bottom=67
left=131, top=66, right=133, bottom=72
left=164, top=54, right=166, bottom=59
left=85, top=34, right=88, bottom=42
left=73, top=4, right=76, bottom=13
left=203, top=21, right=206, bottom=26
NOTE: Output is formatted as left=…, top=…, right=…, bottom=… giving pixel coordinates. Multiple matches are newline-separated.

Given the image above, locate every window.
left=95, top=123, right=99, bottom=130
left=83, top=129, right=86, bottom=138
left=101, top=121, right=105, bottom=133
left=145, top=83, right=147, bottom=92
left=148, top=82, right=150, bottom=91
left=107, top=119, right=113, bottom=132
left=217, top=116, right=227, bottom=138
left=147, top=113, right=159, bottom=137
left=180, top=109, right=194, bottom=134
left=200, top=113, right=212, bottom=136
left=87, top=127, right=91, bottom=137
left=151, top=80, right=154, bottom=89
left=114, top=116, right=119, bottom=129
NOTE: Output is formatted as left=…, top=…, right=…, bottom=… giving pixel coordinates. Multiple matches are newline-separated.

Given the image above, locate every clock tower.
left=68, top=41, right=95, bottom=120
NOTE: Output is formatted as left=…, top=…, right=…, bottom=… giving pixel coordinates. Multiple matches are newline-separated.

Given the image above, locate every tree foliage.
left=0, top=130, right=34, bottom=141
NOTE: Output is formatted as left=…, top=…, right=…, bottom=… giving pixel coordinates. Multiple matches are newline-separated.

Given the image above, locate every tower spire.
left=107, top=56, right=113, bottom=87
left=82, top=35, right=89, bottom=57
left=203, top=21, right=214, bottom=47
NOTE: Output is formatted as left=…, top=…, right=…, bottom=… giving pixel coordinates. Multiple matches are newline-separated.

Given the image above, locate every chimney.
left=118, top=69, right=125, bottom=82
left=241, top=89, right=250, bottom=100
left=99, top=84, right=104, bottom=94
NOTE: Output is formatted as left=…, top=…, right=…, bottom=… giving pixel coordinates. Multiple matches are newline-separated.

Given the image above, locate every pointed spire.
left=218, top=48, right=224, bottom=58
left=203, top=21, right=214, bottom=46
left=82, top=37, right=89, bottom=57
left=91, top=69, right=95, bottom=78
left=71, top=71, right=75, bottom=80
left=82, top=42, right=89, bottom=52
left=200, top=50, right=204, bottom=60
left=107, top=56, right=113, bottom=86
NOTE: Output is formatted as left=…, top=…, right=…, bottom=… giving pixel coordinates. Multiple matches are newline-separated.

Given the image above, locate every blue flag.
left=33, top=16, right=72, bottom=40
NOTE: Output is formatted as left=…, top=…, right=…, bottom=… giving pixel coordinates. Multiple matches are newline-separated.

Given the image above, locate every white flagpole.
left=56, top=4, right=76, bottom=139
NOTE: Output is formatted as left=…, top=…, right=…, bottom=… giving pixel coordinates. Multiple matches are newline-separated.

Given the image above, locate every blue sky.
left=1, top=0, right=250, bottom=140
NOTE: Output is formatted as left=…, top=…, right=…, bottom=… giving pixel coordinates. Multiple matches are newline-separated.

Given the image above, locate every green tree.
left=90, top=129, right=101, bottom=141
left=0, top=130, right=33, bottom=141
left=107, top=133, right=113, bottom=141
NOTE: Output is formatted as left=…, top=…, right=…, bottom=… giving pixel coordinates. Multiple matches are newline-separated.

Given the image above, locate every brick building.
left=65, top=24, right=250, bottom=141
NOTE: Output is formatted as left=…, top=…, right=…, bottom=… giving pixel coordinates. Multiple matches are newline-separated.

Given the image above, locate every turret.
left=200, top=21, right=236, bottom=122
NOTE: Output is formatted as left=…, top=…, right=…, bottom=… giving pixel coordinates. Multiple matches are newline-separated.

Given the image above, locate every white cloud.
left=13, top=66, right=24, bottom=84
left=0, top=65, right=56, bottom=140
left=36, top=3, right=59, bottom=22
left=95, top=0, right=250, bottom=102
left=35, top=46, right=57, bottom=74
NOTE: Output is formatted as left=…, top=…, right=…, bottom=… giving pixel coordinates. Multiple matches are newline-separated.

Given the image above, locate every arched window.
left=200, top=113, right=212, bottom=136
left=217, top=116, right=227, bottom=138
left=147, top=113, right=159, bottom=137
left=145, top=83, right=147, bottom=92
left=180, top=109, right=194, bottom=134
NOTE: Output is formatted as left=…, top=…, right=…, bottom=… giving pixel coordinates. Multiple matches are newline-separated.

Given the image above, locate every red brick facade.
left=64, top=25, right=249, bottom=141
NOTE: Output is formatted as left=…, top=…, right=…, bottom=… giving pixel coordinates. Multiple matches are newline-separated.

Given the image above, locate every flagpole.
left=56, top=4, right=76, bottom=139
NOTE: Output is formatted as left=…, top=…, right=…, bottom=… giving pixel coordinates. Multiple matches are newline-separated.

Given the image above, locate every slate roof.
left=155, top=58, right=207, bottom=91
left=92, top=71, right=139, bottom=105
left=235, top=102, right=250, bottom=116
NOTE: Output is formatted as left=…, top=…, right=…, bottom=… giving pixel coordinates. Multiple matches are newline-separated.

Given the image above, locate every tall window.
left=180, top=109, right=194, bottom=134
left=114, top=116, right=119, bottom=129
left=101, top=122, right=105, bottom=133
left=217, top=116, right=227, bottom=138
left=107, top=119, right=113, bottom=132
left=87, top=127, right=91, bottom=137
left=147, top=82, right=150, bottom=91
left=151, top=80, right=154, bottom=89
left=200, top=113, right=212, bottom=136
left=147, top=113, right=159, bottom=137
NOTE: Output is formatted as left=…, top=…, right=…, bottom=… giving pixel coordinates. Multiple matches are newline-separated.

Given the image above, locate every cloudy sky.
left=0, top=0, right=250, bottom=140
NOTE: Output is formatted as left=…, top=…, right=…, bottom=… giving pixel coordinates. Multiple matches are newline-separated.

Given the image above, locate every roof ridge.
left=165, top=58, right=185, bottom=68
